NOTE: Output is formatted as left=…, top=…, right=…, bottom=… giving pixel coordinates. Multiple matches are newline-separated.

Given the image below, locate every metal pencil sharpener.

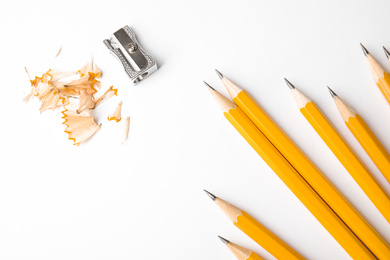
left=103, top=26, right=158, bottom=85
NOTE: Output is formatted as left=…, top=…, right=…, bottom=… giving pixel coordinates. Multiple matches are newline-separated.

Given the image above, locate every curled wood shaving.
left=55, top=46, right=63, bottom=57
left=76, top=90, right=95, bottom=113
left=39, top=89, right=61, bottom=112
left=122, top=116, right=130, bottom=144
left=107, top=101, right=123, bottom=122
left=25, top=57, right=118, bottom=145
left=24, top=59, right=106, bottom=108
left=62, top=109, right=100, bottom=145
left=94, top=86, right=117, bottom=107
left=79, top=57, right=102, bottom=78
left=77, top=86, right=117, bottom=114
left=48, top=69, right=78, bottom=83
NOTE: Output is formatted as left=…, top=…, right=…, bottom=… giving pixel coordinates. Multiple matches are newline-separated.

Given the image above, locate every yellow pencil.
left=204, top=190, right=304, bottom=260
left=286, top=80, right=390, bottom=224
left=329, top=87, right=390, bottom=185
left=216, top=71, right=390, bottom=259
left=218, top=236, right=263, bottom=260
left=204, top=82, right=375, bottom=259
left=361, top=43, right=390, bottom=105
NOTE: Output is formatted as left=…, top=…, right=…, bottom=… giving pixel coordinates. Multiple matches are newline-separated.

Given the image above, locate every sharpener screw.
left=128, top=43, right=138, bottom=52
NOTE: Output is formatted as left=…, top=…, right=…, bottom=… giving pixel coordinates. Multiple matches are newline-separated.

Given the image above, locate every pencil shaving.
left=107, top=101, right=123, bottom=122
left=77, top=90, right=96, bottom=113
left=122, top=116, right=130, bottom=144
left=76, top=86, right=117, bottom=114
left=62, top=109, right=100, bottom=145
left=94, top=86, right=117, bottom=107
left=79, top=56, right=102, bottom=78
left=55, top=46, right=63, bottom=57
left=25, top=57, right=118, bottom=145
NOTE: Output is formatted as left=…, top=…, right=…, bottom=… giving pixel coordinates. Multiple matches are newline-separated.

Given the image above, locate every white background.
left=1, top=0, right=390, bottom=259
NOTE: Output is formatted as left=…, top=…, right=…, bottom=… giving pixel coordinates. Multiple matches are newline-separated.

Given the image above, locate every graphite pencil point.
left=327, top=86, right=338, bottom=98
left=218, top=236, right=230, bottom=244
left=215, top=69, right=224, bottom=79
left=204, top=189, right=217, bottom=201
left=203, top=81, right=215, bottom=91
left=360, top=43, right=369, bottom=56
left=284, top=78, right=296, bottom=89
left=383, top=46, right=390, bottom=60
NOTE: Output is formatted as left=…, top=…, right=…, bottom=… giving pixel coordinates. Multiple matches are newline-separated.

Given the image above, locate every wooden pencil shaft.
left=377, top=73, right=390, bottom=105
left=235, top=211, right=303, bottom=260
left=299, top=100, right=390, bottom=224
left=247, top=252, right=263, bottom=260
left=215, top=197, right=303, bottom=260
left=222, top=106, right=374, bottom=259
left=334, top=95, right=390, bottom=185
left=227, top=88, right=390, bottom=259
left=346, top=115, right=390, bottom=184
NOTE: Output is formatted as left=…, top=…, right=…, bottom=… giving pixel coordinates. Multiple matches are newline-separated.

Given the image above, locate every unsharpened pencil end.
left=284, top=78, right=295, bottom=89
left=383, top=46, right=390, bottom=60
left=203, top=81, right=215, bottom=91
left=360, top=43, right=369, bottom=56
left=218, top=236, right=230, bottom=244
left=204, top=189, right=217, bottom=201
left=215, top=69, right=224, bottom=80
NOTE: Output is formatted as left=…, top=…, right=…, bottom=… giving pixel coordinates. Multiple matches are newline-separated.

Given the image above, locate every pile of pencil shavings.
left=24, top=58, right=130, bottom=145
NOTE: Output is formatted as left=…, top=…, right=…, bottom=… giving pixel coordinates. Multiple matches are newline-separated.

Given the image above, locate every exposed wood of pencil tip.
left=204, top=81, right=236, bottom=112
left=215, top=70, right=244, bottom=99
left=204, top=190, right=242, bottom=222
left=363, top=47, right=385, bottom=83
left=327, top=87, right=356, bottom=120
left=360, top=43, right=369, bottom=57
left=332, top=93, right=356, bottom=122
left=218, top=236, right=253, bottom=260
left=285, top=80, right=312, bottom=108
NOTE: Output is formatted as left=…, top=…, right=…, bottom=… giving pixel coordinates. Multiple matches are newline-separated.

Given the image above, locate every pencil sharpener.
left=103, top=26, right=158, bottom=85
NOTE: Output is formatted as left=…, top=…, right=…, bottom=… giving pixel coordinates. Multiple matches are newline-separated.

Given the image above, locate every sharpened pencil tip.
left=215, top=69, right=224, bottom=79
left=383, top=46, right=390, bottom=60
left=327, top=86, right=338, bottom=98
left=360, top=43, right=369, bottom=56
left=218, top=236, right=230, bottom=244
left=284, top=78, right=295, bottom=89
left=204, top=189, right=217, bottom=201
left=203, top=81, right=215, bottom=91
